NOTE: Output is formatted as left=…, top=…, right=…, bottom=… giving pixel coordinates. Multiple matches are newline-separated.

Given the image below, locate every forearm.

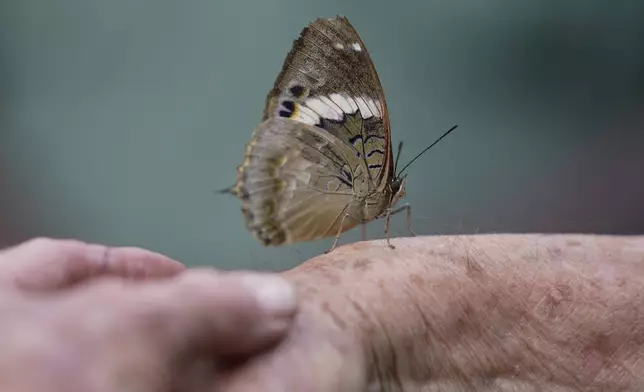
left=284, top=234, right=644, bottom=391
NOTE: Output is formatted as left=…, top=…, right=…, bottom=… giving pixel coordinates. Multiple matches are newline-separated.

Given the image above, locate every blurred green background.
left=1, top=0, right=643, bottom=270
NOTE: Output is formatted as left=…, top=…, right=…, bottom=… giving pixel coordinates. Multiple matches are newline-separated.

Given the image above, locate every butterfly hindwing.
left=263, top=16, right=393, bottom=188
left=235, top=117, right=367, bottom=245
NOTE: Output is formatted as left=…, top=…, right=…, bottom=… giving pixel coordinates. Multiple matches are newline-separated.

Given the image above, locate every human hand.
left=214, top=268, right=368, bottom=392
left=215, top=234, right=644, bottom=392
left=266, top=234, right=644, bottom=392
left=5, top=234, right=640, bottom=392
left=0, top=238, right=298, bottom=392
left=0, top=238, right=364, bottom=392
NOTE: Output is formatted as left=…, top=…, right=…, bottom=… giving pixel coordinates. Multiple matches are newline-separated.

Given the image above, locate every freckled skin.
left=283, top=234, right=644, bottom=392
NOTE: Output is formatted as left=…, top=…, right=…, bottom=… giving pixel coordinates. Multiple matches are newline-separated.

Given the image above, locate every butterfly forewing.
left=263, top=16, right=394, bottom=187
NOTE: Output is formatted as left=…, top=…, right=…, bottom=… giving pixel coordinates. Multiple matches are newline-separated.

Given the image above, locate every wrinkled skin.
left=1, top=234, right=644, bottom=391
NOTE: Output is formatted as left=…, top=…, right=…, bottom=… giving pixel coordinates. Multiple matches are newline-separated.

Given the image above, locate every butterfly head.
left=389, top=124, right=459, bottom=208
left=389, top=173, right=407, bottom=207
left=390, top=140, right=408, bottom=207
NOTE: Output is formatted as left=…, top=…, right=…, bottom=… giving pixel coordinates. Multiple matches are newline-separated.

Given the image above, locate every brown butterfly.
left=223, top=16, right=457, bottom=253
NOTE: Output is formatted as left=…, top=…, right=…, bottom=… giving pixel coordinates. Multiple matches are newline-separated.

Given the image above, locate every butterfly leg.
left=388, top=203, right=417, bottom=237
left=361, top=199, right=369, bottom=242
left=325, top=213, right=351, bottom=254
left=384, top=208, right=396, bottom=249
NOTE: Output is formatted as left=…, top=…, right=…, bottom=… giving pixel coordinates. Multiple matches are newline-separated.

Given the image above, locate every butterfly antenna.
left=393, top=140, right=404, bottom=174
left=396, top=124, right=459, bottom=176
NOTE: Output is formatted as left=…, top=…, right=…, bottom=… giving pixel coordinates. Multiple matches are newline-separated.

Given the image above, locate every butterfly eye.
left=390, top=179, right=401, bottom=194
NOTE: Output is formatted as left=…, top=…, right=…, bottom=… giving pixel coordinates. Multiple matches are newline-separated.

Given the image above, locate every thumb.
left=116, top=269, right=298, bottom=358
left=0, top=238, right=184, bottom=292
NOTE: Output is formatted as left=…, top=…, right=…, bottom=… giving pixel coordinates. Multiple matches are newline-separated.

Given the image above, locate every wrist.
left=281, top=263, right=369, bottom=390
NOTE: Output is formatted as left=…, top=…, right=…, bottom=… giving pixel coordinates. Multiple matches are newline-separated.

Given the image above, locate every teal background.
left=2, top=1, right=643, bottom=270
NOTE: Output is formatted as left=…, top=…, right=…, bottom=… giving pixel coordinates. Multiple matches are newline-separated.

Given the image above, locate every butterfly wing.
left=228, top=16, right=395, bottom=246
left=232, top=117, right=369, bottom=245
left=263, top=16, right=394, bottom=189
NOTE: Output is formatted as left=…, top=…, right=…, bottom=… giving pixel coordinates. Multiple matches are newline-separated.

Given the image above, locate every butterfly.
left=223, top=16, right=457, bottom=253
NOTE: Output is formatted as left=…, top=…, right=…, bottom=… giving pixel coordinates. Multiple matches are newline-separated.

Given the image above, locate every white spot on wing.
left=329, top=93, right=354, bottom=114
left=304, top=97, right=344, bottom=121
left=355, top=98, right=373, bottom=118
left=319, top=96, right=344, bottom=117
left=350, top=43, right=362, bottom=51
left=297, top=105, right=319, bottom=124
left=345, top=96, right=359, bottom=113
left=333, top=42, right=344, bottom=50
left=365, top=99, right=382, bottom=118
left=297, top=95, right=383, bottom=122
